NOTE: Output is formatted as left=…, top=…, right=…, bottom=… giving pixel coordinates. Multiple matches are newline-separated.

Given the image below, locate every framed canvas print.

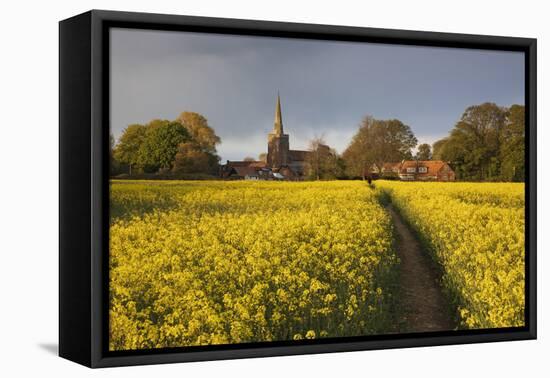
left=59, top=10, right=536, bottom=368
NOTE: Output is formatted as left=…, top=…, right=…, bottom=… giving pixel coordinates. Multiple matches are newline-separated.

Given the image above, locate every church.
left=221, top=95, right=312, bottom=180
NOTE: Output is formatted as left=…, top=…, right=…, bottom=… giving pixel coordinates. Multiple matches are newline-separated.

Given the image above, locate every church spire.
left=273, top=92, right=283, bottom=135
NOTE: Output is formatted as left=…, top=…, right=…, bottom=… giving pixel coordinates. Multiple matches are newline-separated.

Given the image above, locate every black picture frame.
left=59, top=9, right=537, bottom=368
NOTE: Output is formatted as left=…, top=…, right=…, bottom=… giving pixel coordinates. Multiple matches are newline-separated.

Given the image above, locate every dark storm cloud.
left=110, top=28, right=524, bottom=161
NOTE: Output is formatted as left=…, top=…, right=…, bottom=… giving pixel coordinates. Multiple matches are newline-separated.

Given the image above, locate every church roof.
left=273, top=93, right=284, bottom=135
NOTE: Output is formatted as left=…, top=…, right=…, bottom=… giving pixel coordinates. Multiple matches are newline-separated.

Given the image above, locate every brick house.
left=372, top=160, right=456, bottom=181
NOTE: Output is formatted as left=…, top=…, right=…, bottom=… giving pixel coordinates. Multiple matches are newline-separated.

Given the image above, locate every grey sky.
left=110, top=28, right=524, bottom=162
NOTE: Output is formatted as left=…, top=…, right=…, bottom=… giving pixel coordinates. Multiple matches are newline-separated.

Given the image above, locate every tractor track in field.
left=386, top=203, right=456, bottom=332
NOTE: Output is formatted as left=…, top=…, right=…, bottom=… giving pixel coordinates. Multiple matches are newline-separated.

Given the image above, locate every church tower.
left=267, top=94, right=290, bottom=169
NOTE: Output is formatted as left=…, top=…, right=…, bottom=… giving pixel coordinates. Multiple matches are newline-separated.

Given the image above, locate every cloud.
left=110, top=28, right=525, bottom=162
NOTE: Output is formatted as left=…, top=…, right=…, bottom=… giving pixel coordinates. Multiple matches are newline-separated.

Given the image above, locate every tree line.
left=111, top=112, right=221, bottom=178
left=111, top=102, right=525, bottom=182
left=305, top=102, right=524, bottom=182
left=432, top=103, right=525, bottom=181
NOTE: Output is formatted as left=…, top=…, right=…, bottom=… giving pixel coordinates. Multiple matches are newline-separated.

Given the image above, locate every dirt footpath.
left=387, top=204, right=456, bottom=332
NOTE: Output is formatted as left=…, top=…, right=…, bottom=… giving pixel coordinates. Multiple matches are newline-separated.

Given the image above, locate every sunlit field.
left=109, top=180, right=525, bottom=351
left=109, top=180, right=397, bottom=350
left=376, top=181, right=525, bottom=329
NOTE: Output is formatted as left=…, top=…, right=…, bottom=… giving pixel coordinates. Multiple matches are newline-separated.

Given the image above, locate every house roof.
left=225, top=160, right=264, bottom=167
left=220, top=160, right=265, bottom=178
left=232, top=166, right=260, bottom=177
left=399, top=160, right=451, bottom=176
left=248, top=161, right=267, bottom=168
left=381, top=162, right=401, bottom=171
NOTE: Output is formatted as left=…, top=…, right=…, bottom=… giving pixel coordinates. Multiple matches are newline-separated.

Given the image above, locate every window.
left=406, top=167, right=416, bottom=173
left=418, top=167, right=428, bottom=173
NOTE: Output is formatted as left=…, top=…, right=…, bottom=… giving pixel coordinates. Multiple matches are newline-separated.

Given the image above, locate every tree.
left=258, top=153, right=267, bottom=163
left=416, top=143, right=432, bottom=160
left=306, top=137, right=328, bottom=180
left=113, top=111, right=223, bottom=177
left=343, top=116, right=417, bottom=178
left=433, top=103, right=508, bottom=180
left=432, top=138, right=448, bottom=160
left=113, top=124, right=147, bottom=175
left=172, top=142, right=219, bottom=175
left=499, top=104, right=525, bottom=181
left=177, top=112, right=221, bottom=154
left=243, top=156, right=255, bottom=162
left=305, top=137, right=344, bottom=180
left=138, top=120, right=190, bottom=172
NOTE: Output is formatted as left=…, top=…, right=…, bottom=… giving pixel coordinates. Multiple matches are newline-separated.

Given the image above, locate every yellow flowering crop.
left=376, top=180, right=525, bottom=329
left=109, top=180, right=398, bottom=350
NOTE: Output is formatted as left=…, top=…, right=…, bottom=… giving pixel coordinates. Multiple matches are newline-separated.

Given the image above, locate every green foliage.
left=137, top=120, right=190, bottom=172
left=431, top=138, right=447, bottom=160
left=112, top=112, right=222, bottom=177
left=433, top=103, right=524, bottom=181
left=113, top=124, right=147, bottom=174
left=499, top=105, right=525, bottom=181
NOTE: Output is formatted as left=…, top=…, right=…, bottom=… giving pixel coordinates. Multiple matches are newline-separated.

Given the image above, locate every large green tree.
left=114, top=112, right=222, bottom=176
left=432, top=138, right=448, bottom=160
left=113, top=124, right=147, bottom=175
left=433, top=103, right=523, bottom=181
left=343, top=116, right=417, bottom=178
left=138, top=120, right=190, bottom=172
left=500, top=104, right=525, bottom=181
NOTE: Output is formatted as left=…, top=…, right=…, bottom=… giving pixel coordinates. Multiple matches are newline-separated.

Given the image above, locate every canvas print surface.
left=108, top=28, right=526, bottom=351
